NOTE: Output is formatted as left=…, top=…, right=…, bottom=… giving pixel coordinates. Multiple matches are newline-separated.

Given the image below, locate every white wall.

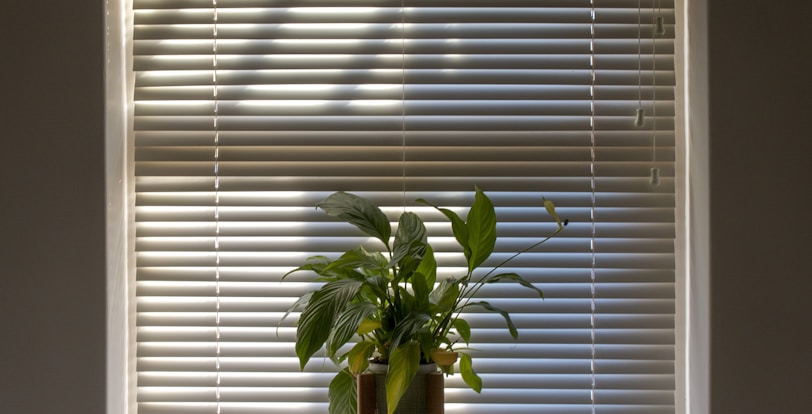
left=0, top=1, right=809, bottom=413
left=707, top=1, right=812, bottom=412
left=0, top=1, right=107, bottom=413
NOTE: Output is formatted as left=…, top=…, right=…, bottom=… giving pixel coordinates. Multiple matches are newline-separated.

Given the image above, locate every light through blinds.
left=131, top=1, right=678, bottom=413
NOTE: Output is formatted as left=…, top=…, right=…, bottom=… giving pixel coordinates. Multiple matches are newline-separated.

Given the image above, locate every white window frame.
left=103, top=1, right=711, bottom=413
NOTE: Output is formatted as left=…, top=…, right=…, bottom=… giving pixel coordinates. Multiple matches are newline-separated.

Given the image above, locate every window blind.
left=131, top=1, right=677, bottom=414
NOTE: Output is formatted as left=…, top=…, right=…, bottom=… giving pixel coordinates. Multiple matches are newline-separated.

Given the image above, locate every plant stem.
left=431, top=225, right=565, bottom=343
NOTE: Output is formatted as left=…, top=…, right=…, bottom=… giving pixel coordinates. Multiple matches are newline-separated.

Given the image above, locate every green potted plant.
left=282, top=187, right=565, bottom=414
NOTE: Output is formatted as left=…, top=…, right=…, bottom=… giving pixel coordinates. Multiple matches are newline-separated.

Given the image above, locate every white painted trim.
left=683, top=1, right=710, bottom=413
left=106, top=0, right=135, bottom=413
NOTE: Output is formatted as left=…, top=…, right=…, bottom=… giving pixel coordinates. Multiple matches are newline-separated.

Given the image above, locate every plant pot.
left=429, top=350, right=459, bottom=376
left=429, top=351, right=458, bottom=366
left=357, top=363, right=444, bottom=414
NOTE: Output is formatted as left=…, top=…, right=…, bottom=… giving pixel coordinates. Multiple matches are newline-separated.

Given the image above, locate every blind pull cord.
left=650, top=0, right=663, bottom=187
left=212, top=1, right=222, bottom=412
left=635, top=0, right=646, bottom=128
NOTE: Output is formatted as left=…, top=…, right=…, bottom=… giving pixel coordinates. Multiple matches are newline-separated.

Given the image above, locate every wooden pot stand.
left=357, top=371, right=445, bottom=414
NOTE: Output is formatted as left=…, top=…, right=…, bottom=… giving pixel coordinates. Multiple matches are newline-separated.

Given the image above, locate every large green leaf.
left=390, top=212, right=427, bottom=268
left=417, top=198, right=470, bottom=260
left=295, top=278, right=364, bottom=369
left=385, top=341, right=421, bottom=414
left=326, top=302, right=379, bottom=360
left=328, top=367, right=357, bottom=414
left=317, top=191, right=392, bottom=247
left=459, top=353, right=482, bottom=393
left=465, top=187, right=497, bottom=271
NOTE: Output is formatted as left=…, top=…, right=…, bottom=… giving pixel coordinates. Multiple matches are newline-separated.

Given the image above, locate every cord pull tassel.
left=634, top=108, right=645, bottom=127
left=655, top=16, right=666, bottom=36
left=650, top=167, right=661, bottom=186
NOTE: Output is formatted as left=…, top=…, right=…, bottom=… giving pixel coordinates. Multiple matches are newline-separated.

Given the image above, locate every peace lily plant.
left=283, top=188, right=565, bottom=414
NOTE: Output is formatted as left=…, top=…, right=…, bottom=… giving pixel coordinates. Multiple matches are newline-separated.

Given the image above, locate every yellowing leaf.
left=347, top=341, right=376, bottom=375
left=384, top=342, right=420, bottom=414
left=356, top=318, right=381, bottom=335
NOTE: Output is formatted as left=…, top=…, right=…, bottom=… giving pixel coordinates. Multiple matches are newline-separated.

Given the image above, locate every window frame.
left=104, top=1, right=705, bottom=413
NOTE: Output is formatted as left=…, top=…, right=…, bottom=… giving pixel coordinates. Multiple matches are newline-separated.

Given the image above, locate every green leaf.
left=394, top=254, right=421, bottom=285
left=484, top=272, right=544, bottom=298
left=361, top=275, right=388, bottom=301
left=385, top=341, right=421, bottom=414
left=465, top=187, right=497, bottom=271
left=282, top=255, right=331, bottom=280
left=324, top=246, right=388, bottom=277
left=295, top=279, right=364, bottom=369
left=466, top=300, right=519, bottom=339
left=390, top=212, right=427, bottom=267
left=389, top=312, right=431, bottom=353
left=277, top=291, right=312, bottom=330
left=452, top=318, right=471, bottom=345
left=328, top=367, right=358, bottom=414
left=356, top=317, right=381, bottom=336
left=417, top=330, right=436, bottom=364
left=459, top=353, right=482, bottom=393
left=410, top=270, right=431, bottom=312
left=317, top=191, right=392, bottom=247
left=397, top=285, right=416, bottom=314
left=414, top=243, right=437, bottom=289
left=347, top=340, right=377, bottom=375
left=429, top=278, right=460, bottom=312
left=326, top=302, right=379, bottom=360
left=417, top=198, right=471, bottom=260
